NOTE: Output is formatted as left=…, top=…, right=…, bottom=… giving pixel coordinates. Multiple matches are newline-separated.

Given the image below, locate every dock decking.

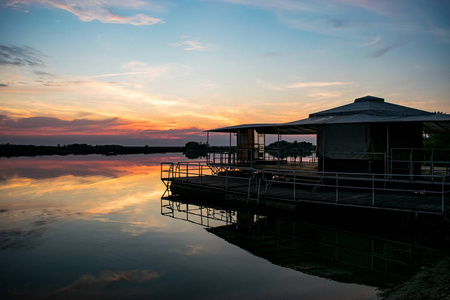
left=161, top=162, right=449, bottom=215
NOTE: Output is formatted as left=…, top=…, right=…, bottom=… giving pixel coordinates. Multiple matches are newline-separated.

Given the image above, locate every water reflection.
left=0, top=154, right=188, bottom=299
left=0, top=154, right=184, bottom=180
left=161, top=196, right=437, bottom=289
left=0, top=154, right=186, bottom=251
left=0, top=155, right=380, bottom=299
left=24, top=270, right=163, bottom=300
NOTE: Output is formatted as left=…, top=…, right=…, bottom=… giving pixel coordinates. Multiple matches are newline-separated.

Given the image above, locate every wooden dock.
left=162, top=162, right=449, bottom=215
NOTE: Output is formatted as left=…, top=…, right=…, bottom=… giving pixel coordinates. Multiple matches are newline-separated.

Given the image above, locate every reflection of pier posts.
left=161, top=197, right=439, bottom=288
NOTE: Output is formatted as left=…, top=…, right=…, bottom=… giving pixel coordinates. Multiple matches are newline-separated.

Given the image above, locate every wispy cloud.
left=5, top=0, right=164, bottom=26
left=121, top=61, right=191, bottom=80
left=339, top=0, right=405, bottom=19
left=171, top=37, right=213, bottom=51
left=428, top=24, right=450, bottom=44
left=81, top=72, right=148, bottom=79
left=371, top=40, right=407, bottom=58
left=0, top=45, right=45, bottom=67
left=308, top=91, right=345, bottom=99
left=182, top=40, right=207, bottom=51
left=223, top=0, right=403, bottom=18
left=221, top=0, right=314, bottom=12
left=221, top=0, right=356, bottom=33
left=360, top=35, right=381, bottom=47
left=258, top=79, right=354, bottom=91
left=223, top=0, right=448, bottom=49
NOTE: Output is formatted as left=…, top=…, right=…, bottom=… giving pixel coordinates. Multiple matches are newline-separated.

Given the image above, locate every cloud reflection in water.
left=0, top=154, right=186, bottom=251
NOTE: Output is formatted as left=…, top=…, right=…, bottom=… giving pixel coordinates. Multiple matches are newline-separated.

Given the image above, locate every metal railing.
left=391, top=148, right=450, bottom=176
left=161, top=161, right=259, bottom=199
left=208, top=148, right=317, bottom=165
left=257, top=168, right=449, bottom=214
left=206, top=147, right=449, bottom=177
left=162, top=161, right=449, bottom=214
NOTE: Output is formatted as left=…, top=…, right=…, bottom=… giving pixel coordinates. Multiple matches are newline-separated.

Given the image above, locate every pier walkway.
left=161, top=161, right=450, bottom=215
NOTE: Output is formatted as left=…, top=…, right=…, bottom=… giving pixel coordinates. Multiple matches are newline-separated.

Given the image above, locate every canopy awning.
left=206, top=113, right=450, bottom=134
left=206, top=96, right=450, bottom=135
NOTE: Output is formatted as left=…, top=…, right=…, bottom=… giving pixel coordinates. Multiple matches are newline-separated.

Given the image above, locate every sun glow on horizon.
left=1, top=0, right=449, bottom=145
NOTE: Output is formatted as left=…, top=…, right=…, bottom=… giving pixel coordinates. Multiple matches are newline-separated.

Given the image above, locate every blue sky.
left=0, top=0, right=449, bottom=145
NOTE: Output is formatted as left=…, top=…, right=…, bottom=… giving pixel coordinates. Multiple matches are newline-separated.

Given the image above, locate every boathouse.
left=206, top=96, right=450, bottom=174
left=162, top=95, right=450, bottom=216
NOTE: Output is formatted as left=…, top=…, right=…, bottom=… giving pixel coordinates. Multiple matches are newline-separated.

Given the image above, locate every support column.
left=229, top=132, right=232, bottom=165
left=386, top=124, right=390, bottom=175
left=277, top=128, right=280, bottom=169
left=322, top=126, right=326, bottom=171
left=250, top=130, right=254, bottom=168
left=207, top=132, right=210, bottom=164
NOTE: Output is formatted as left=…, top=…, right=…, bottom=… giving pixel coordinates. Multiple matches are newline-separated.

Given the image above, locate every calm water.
left=1, top=153, right=427, bottom=300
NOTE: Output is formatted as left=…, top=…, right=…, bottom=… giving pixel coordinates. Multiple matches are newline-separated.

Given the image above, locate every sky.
left=0, top=0, right=449, bottom=146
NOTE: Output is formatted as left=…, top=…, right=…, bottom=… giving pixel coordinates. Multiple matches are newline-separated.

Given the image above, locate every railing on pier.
left=162, top=161, right=260, bottom=199
left=161, top=198, right=237, bottom=228
left=161, top=161, right=449, bottom=214
left=391, top=148, right=450, bottom=176
left=207, top=148, right=317, bottom=166
left=207, top=148, right=449, bottom=177
left=258, top=168, right=449, bottom=214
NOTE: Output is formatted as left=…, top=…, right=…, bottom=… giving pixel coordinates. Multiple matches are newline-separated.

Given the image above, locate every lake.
left=1, top=154, right=433, bottom=299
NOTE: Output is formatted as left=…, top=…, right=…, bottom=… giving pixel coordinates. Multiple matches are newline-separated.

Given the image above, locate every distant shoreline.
left=0, top=144, right=187, bottom=157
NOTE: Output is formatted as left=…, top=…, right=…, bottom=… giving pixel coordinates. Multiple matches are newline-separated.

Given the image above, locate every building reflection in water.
left=161, top=196, right=437, bottom=289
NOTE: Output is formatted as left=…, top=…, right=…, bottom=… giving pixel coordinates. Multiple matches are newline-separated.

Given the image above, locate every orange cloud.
left=0, top=114, right=210, bottom=144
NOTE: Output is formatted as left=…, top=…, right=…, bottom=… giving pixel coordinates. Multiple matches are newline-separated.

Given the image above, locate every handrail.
left=162, top=161, right=449, bottom=214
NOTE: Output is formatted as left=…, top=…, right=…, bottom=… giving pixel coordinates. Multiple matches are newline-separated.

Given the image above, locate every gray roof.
left=206, top=96, right=450, bottom=134
left=309, top=96, right=431, bottom=118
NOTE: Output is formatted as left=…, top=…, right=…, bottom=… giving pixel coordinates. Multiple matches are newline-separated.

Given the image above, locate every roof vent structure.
left=308, top=95, right=430, bottom=118
left=354, top=96, right=384, bottom=103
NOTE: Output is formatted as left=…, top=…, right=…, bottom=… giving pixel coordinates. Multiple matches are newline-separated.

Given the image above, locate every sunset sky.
left=1, top=0, right=449, bottom=146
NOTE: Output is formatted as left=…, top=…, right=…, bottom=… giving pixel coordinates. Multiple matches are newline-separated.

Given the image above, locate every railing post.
left=336, top=173, right=339, bottom=203
left=226, top=168, right=228, bottom=191
left=390, top=148, right=393, bottom=176
left=186, top=163, right=189, bottom=182
left=200, top=163, right=203, bottom=185
left=442, top=176, right=445, bottom=214
left=409, top=149, right=413, bottom=179
left=257, top=178, right=261, bottom=204
left=263, top=170, right=268, bottom=192
left=431, top=149, right=434, bottom=178
left=372, top=174, right=375, bottom=206
left=293, top=171, right=296, bottom=200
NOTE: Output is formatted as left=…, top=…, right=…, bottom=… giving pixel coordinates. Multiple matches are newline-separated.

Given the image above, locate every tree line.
left=266, top=140, right=316, bottom=158
left=0, top=144, right=185, bottom=157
